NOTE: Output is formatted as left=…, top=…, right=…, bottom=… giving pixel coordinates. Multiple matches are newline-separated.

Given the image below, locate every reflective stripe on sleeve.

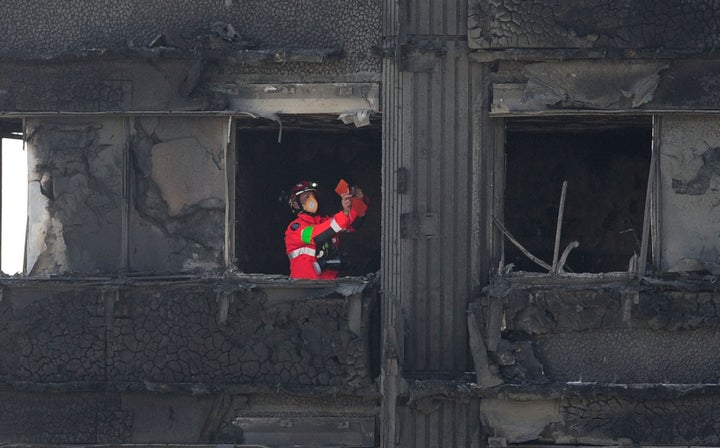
left=301, top=226, right=314, bottom=244
left=288, top=247, right=316, bottom=259
left=330, top=218, right=342, bottom=232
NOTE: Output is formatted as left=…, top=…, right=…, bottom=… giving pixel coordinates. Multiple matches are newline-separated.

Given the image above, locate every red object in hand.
left=335, top=179, right=350, bottom=195
left=335, top=179, right=367, bottom=216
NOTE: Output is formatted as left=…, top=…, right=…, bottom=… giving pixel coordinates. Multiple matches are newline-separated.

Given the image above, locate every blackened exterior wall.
left=467, top=277, right=720, bottom=445
left=0, top=0, right=381, bottom=80
left=6, top=0, right=720, bottom=447
left=0, top=279, right=379, bottom=444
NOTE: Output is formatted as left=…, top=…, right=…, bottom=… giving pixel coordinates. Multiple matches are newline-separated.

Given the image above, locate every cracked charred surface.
left=24, top=116, right=228, bottom=275
left=130, top=117, right=226, bottom=272
left=0, top=277, right=379, bottom=444
left=562, top=394, right=720, bottom=445
left=469, top=0, right=720, bottom=51
left=659, top=115, right=720, bottom=272
left=111, top=286, right=373, bottom=388
left=671, top=147, right=720, bottom=196
left=475, top=276, right=720, bottom=385
left=466, top=276, right=720, bottom=444
left=0, top=0, right=381, bottom=83
left=26, top=119, right=124, bottom=275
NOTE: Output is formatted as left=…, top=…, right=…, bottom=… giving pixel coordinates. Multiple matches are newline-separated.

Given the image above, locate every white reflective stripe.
left=288, top=247, right=316, bottom=259
left=330, top=218, right=342, bottom=232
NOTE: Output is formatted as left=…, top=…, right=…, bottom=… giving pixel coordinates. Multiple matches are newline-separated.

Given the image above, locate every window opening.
left=502, top=116, right=651, bottom=273
left=235, top=115, right=381, bottom=276
left=1, top=120, right=27, bottom=275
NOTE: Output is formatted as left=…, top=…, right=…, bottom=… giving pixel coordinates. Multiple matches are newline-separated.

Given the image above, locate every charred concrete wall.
left=25, top=116, right=227, bottom=275
left=659, top=114, right=720, bottom=272
left=0, top=0, right=380, bottom=85
left=476, top=280, right=720, bottom=384
left=26, top=118, right=125, bottom=275
left=0, top=279, right=379, bottom=444
left=467, top=277, right=720, bottom=445
left=129, top=117, right=226, bottom=273
left=479, top=389, right=720, bottom=446
left=0, top=0, right=381, bottom=114
left=469, top=0, right=720, bottom=51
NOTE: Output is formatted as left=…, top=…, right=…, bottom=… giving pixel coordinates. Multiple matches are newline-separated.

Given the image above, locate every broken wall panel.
left=25, top=118, right=125, bottom=275
left=658, top=114, right=720, bottom=272
left=490, top=61, right=668, bottom=114
left=129, top=116, right=226, bottom=273
left=469, top=0, right=720, bottom=51
left=480, top=392, right=720, bottom=445
left=475, top=281, right=720, bottom=385
left=490, top=60, right=720, bottom=114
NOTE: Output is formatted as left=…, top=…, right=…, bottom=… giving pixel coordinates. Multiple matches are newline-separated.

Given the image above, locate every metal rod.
left=552, top=181, right=568, bottom=274
left=638, top=117, right=659, bottom=276
left=492, top=215, right=552, bottom=271
left=557, top=241, right=580, bottom=273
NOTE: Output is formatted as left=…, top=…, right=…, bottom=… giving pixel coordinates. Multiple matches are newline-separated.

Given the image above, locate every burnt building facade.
left=1, top=1, right=720, bottom=447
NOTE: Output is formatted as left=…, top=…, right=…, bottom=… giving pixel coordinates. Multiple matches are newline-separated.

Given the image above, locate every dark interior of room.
left=235, top=115, right=381, bottom=276
left=503, top=116, right=652, bottom=273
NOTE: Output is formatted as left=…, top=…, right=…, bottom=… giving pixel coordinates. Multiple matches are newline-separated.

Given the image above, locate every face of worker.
left=300, top=191, right=318, bottom=213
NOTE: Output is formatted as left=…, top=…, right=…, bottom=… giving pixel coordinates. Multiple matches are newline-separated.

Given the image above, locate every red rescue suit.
left=285, top=209, right=358, bottom=279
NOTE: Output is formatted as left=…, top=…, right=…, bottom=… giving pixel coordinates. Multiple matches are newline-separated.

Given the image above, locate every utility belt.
left=287, top=244, right=343, bottom=274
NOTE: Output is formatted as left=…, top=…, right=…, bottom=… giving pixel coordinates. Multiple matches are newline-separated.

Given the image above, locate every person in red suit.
left=284, top=180, right=366, bottom=279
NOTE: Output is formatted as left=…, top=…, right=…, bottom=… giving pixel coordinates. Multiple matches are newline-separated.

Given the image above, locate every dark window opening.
left=235, top=114, right=381, bottom=276
left=503, top=116, right=651, bottom=273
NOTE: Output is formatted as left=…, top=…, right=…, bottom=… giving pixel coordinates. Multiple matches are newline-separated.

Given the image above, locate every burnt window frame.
left=489, top=114, right=660, bottom=277
left=227, top=113, right=382, bottom=278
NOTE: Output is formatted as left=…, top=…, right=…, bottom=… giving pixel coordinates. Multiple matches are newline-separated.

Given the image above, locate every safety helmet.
left=288, top=180, right=319, bottom=211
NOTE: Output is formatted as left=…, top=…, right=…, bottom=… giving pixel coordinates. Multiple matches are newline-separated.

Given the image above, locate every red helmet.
left=288, top=180, right=319, bottom=211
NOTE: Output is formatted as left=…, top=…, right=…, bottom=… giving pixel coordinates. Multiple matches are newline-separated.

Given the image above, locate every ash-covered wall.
left=0, top=0, right=380, bottom=82
left=0, top=0, right=385, bottom=447
left=465, top=278, right=720, bottom=445
left=25, top=118, right=125, bottom=275
left=25, top=116, right=228, bottom=275
left=129, top=117, right=226, bottom=272
left=659, top=114, right=720, bottom=272
left=469, top=0, right=720, bottom=50
left=476, top=281, right=720, bottom=385
left=0, top=279, right=379, bottom=444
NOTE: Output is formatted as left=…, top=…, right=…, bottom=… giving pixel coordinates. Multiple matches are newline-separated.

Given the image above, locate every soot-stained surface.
left=469, top=0, right=720, bottom=51
left=0, top=279, right=378, bottom=444
left=0, top=0, right=381, bottom=80
left=476, top=280, right=720, bottom=385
